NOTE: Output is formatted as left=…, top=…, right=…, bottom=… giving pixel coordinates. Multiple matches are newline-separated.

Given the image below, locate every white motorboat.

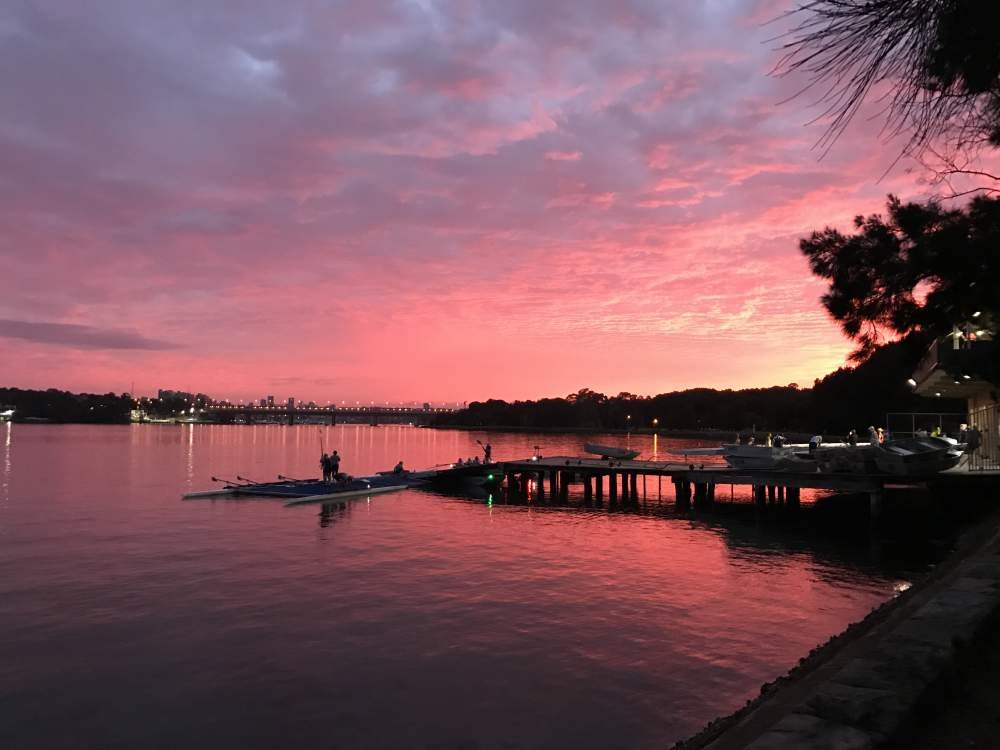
left=873, top=437, right=964, bottom=476
left=719, top=443, right=799, bottom=469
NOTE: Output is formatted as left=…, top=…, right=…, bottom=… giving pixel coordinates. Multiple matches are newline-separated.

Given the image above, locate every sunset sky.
left=0, top=0, right=950, bottom=404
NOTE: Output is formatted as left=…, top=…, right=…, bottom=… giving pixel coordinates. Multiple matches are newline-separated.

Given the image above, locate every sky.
left=0, top=0, right=955, bottom=404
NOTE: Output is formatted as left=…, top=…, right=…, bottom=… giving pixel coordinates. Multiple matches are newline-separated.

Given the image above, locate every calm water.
left=1, top=423, right=919, bottom=749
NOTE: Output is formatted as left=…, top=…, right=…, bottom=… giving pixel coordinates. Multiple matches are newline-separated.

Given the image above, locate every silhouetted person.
left=320, top=452, right=331, bottom=482
left=483, top=442, right=492, bottom=463
left=847, top=429, right=858, bottom=447
left=809, top=435, right=822, bottom=455
left=330, top=450, right=340, bottom=478
left=393, top=460, right=404, bottom=474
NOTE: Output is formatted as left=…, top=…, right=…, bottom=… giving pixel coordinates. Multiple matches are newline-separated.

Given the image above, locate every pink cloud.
left=0, top=0, right=973, bottom=403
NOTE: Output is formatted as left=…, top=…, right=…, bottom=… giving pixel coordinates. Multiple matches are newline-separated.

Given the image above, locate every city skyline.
left=0, top=1, right=969, bottom=403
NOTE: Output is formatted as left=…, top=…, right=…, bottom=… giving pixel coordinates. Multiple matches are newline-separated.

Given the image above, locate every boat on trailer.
left=584, top=443, right=640, bottom=460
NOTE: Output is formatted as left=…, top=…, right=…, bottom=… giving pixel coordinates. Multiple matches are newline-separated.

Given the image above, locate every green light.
left=487, top=474, right=494, bottom=480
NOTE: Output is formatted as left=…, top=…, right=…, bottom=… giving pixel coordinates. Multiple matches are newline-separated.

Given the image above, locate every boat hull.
left=873, top=437, right=964, bottom=476
left=583, top=443, right=640, bottom=460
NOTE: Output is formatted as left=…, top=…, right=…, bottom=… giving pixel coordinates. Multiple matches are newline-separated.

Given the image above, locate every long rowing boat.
left=183, top=475, right=411, bottom=504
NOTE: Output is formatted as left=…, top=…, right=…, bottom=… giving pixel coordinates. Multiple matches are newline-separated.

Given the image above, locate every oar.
left=236, top=475, right=260, bottom=485
left=278, top=474, right=307, bottom=483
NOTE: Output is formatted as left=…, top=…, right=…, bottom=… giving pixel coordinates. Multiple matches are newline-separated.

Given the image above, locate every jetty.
left=495, top=456, right=998, bottom=516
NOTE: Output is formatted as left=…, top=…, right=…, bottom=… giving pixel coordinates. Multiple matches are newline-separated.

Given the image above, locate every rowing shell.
left=182, top=488, right=239, bottom=499
left=282, top=484, right=408, bottom=506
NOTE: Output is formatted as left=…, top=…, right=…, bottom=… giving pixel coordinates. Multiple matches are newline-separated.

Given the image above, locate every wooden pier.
left=497, top=456, right=937, bottom=516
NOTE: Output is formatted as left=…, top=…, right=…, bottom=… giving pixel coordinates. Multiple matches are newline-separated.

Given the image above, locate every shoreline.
left=673, top=498, right=1000, bottom=749
left=428, top=424, right=816, bottom=442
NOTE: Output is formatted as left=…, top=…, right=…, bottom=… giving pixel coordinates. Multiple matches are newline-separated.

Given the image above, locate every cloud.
left=0, top=319, right=178, bottom=351
left=0, top=0, right=960, bottom=401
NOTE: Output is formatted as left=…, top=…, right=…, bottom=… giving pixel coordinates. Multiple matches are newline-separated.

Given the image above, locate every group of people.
left=455, top=442, right=492, bottom=467
left=736, top=432, right=787, bottom=447
left=319, top=450, right=341, bottom=483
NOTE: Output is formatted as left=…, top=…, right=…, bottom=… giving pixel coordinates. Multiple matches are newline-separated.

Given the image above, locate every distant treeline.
left=0, top=388, right=134, bottom=423
left=434, top=339, right=963, bottom=435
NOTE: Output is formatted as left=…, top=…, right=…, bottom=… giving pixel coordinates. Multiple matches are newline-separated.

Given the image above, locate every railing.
left=885, top=412, right=966, bottom=439
left=968, top=404, right=1000, bottom=471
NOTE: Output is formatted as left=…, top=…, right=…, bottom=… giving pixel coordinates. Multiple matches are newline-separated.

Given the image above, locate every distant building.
left=287, top=397, right=295, bottom=409
left=259, top=398, right=267, bottom=407
left=267, top=395, right=275, bottom=407
left=423, top=402, right=431, bottom=410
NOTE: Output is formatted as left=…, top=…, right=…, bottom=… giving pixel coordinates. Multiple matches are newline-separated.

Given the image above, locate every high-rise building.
left=287, top=397, right=295, bottom=409
left=267, top=395, right=275, bottom=407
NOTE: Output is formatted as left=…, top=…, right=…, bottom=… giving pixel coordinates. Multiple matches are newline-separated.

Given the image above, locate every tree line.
left=433, top=338, right=961, bottom=434
left=0, top=388, right=135, bottom=423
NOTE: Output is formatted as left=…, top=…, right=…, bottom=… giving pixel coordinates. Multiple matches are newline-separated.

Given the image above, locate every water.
left=0, top=423, right=922, bottom=749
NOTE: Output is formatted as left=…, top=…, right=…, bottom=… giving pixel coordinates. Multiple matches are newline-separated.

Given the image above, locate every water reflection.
left=0, top=424, right=950, bottom=750
left=1, top=421, right=10, bottom=507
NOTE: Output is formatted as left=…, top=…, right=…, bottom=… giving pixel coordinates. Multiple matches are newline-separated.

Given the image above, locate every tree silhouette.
left=776, top=0, right=1000, bottom=191
left=800, top=194, right=999, bottom=364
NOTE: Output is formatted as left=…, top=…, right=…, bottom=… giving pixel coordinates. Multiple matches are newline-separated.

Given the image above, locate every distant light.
left=972, top=311, right=982, bottom=318
left=487, top=474, right=494, bottom=481
left=963, top=374, right=972, bottom=380
left=935, top=392, right=942, bottom=397
left=975, top=330, right=985, bottom=336
left=906, top=378, right=917, bottom=387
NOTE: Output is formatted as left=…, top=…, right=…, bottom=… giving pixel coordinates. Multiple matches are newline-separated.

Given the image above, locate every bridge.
left=200, top=404, right=454, bottom=426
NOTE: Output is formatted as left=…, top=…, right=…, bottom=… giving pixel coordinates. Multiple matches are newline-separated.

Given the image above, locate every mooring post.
left=777, top=485, right=785, bottom=504
left=766, top=485, right=775, bottom=504
left=536, top=471, right=545, bottom=500
left=869, top=489, right=883, bottom=520
left=595, top=474, right=603, bottom=501
left=630, top=473, right=639, bottom=500
left=583, top=475, right=593, bottom=503
left=658, top=474, right=662, bottom=502
left=754, top=484, right=765, bottom=506
left=707, top=483, right=715, bottom=504
left=675, top=479, right=691, bottom=509
left=788, top=486, right=800, bottom=508
left=549, top=470, right=558, bottom=498
left=560, top=472, right=570, bottom=503
left=609, top=472, right=618, bottom=503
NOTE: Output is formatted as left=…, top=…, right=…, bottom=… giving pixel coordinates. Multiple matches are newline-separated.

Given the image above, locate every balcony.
left=912, top=336, right=996, bottom=398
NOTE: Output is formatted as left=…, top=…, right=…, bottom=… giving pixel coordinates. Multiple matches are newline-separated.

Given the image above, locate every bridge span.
left=199, top=404, right=453, bottom=425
